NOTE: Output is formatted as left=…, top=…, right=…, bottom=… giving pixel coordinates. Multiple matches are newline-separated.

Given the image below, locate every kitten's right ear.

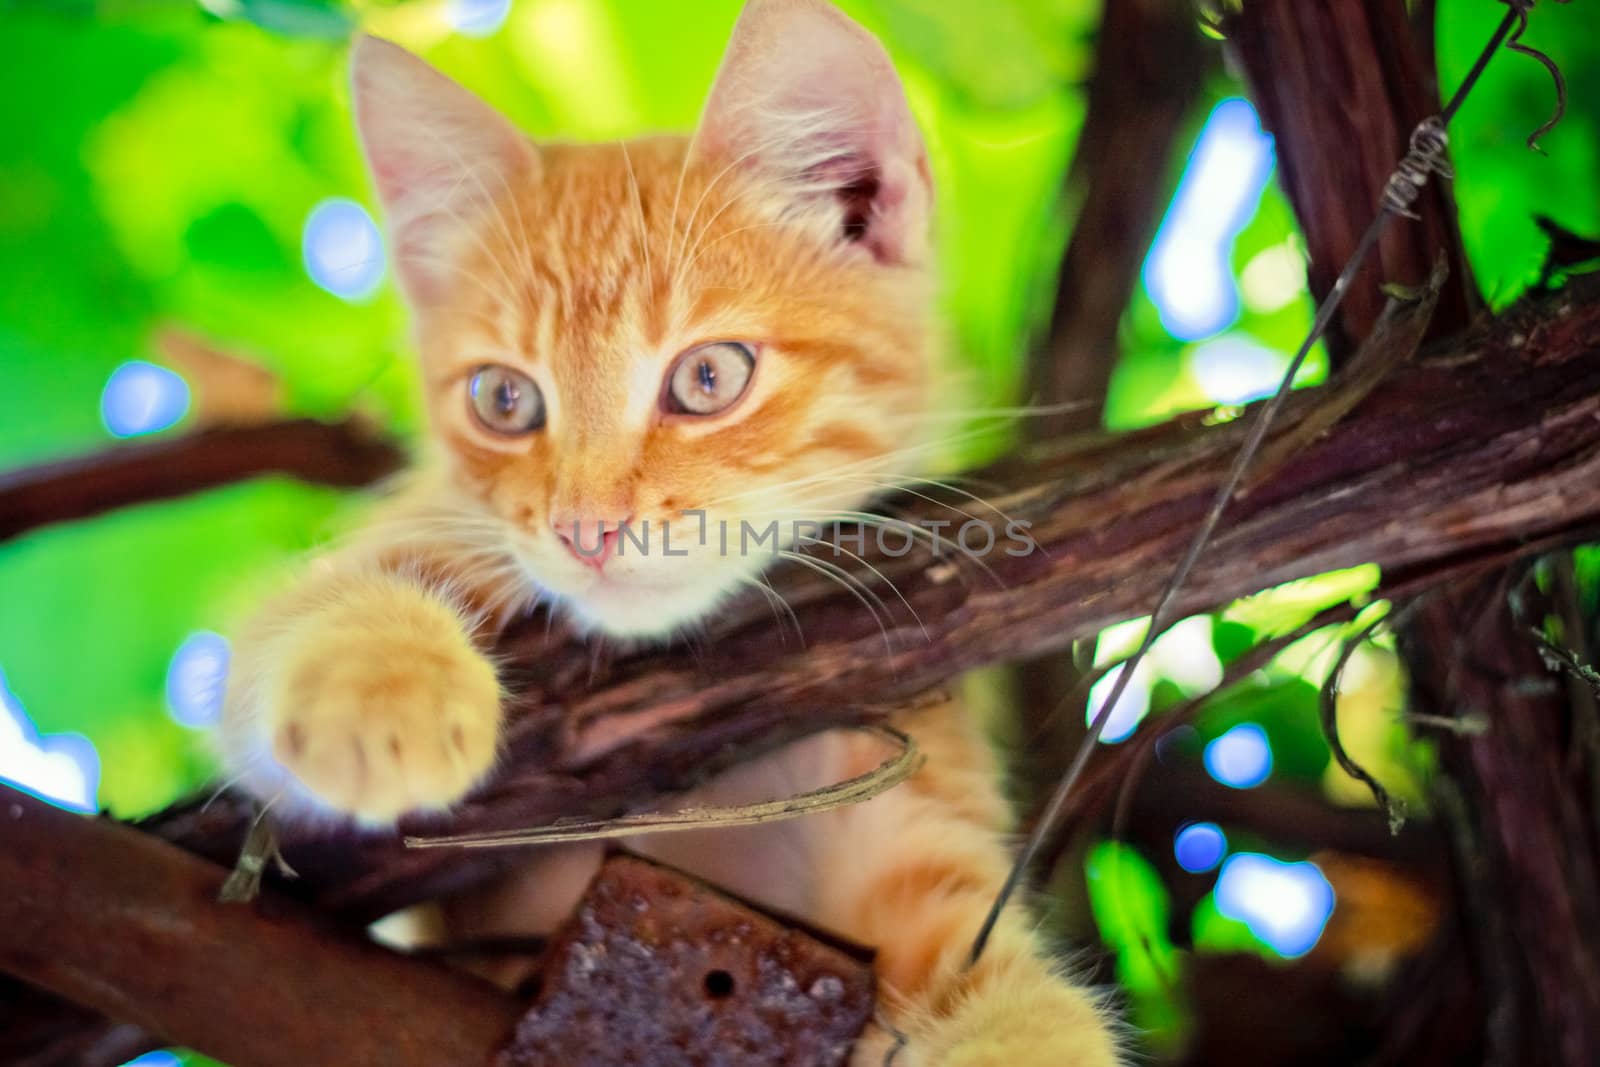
left=350, top=35, right=537, bottom=306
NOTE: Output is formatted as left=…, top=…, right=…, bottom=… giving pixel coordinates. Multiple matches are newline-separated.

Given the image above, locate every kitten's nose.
left=551, top=515, right=632, bottom=570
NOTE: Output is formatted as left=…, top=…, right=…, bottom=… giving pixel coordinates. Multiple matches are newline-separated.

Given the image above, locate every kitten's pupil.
left=495, top=378, right=519, bottom=415
left=697, top=360, right=717, bottom=395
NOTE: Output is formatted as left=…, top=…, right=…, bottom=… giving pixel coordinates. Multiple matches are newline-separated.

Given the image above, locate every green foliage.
left=1083, top=840, right=1191, bottom=1048
left=0, top=0, right=1090, bottom=817
left=2, top=2, right=1596, bottom=1059
left=1438, top=0, right=1600, bottom=304
left=1191, top=889, right=1278, bottom=962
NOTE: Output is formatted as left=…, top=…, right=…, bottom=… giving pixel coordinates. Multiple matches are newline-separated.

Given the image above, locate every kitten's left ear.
left=350, top=35, right=538, bottom=306
left=692, top=0, right=932, bottom=267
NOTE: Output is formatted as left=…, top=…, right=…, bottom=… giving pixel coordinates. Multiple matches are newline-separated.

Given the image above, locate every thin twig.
left=1109, top=601, right=1364, bottom=844
left=1501, top=0, right=1571, bottom=152
left=966, top=0, right=1559, bottom=966
left=404, top=725, right=920, bottom=848
left=1320, top=611, right=1409, bottom=835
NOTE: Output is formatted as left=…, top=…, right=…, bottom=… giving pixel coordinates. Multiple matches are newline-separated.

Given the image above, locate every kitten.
left=218, top=1, right=1120, bottom=1063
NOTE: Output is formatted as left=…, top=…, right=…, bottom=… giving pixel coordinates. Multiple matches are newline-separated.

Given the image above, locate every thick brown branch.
left=1226, top=0, right=1479, bottom=362
left=1027, top=0, right=1210, bottom=436
left=1403, top=573, right=1600, bottom=1062
left=0, top=418, right=405, bottom=543
left=121, top=275, right=1600, bottom=923
left=0, top=787, right=521, bottom=1067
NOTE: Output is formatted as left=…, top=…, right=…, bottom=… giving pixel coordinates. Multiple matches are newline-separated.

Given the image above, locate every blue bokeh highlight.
left=1143, top=98, right=1276, bottom=341
left=165, top=631, right=231, bottom=729
left=302, top=198, right=386, bottom=301
left=1174, top=822, right=1228, bottom=873
left=1215, top=853, right=1336, bottom=958
left=1204, top=722, right=1274, bottom=789
left=101, top=361, right=189, bottom=438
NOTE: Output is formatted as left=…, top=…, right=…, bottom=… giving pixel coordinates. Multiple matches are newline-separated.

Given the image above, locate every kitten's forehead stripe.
left=415, top=132, right=933, bottom=623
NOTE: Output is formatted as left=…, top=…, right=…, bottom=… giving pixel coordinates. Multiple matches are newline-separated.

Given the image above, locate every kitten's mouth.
left=506, top=536, right=738, bottom=639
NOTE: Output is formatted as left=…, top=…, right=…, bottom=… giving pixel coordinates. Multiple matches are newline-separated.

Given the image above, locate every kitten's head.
left=352, top=0, right=936, bottom=638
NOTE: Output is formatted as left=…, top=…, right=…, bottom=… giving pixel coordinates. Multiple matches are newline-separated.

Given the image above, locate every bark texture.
left=1227, top=0, right=1479, bottom=363
left=1228, top=0, right=1600, bottom=1062
left=0, top=789, right=522, bottom=1067
left=128, top=276, right=1600, bottom=925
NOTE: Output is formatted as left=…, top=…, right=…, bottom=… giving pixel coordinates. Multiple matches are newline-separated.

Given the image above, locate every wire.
left=966, top=0, right=1570, bottom=968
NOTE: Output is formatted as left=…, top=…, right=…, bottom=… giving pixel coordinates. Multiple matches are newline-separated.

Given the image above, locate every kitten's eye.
left=468, top=365, right=545, bottom=435
left=664, top=342, right=755, bottom=416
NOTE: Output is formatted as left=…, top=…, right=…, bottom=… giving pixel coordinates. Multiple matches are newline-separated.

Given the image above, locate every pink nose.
left=552, top=517, right=630, bottom=570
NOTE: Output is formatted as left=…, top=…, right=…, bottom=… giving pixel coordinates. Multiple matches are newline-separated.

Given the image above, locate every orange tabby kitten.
left=218, top=2, right=1120, bottom=1063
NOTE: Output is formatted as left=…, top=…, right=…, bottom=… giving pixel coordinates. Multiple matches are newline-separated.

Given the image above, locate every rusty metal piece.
left=499, top=856, right=875, bottom=1067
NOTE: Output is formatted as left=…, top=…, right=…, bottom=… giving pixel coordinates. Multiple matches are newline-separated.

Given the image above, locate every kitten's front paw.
left=263, top=578, right=501, bottom=822
left=868, top=977, right=1120, bottom=1067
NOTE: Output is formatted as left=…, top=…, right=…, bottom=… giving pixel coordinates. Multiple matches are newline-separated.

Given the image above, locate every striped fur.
left=218, top=3, right=1120, bottom=1062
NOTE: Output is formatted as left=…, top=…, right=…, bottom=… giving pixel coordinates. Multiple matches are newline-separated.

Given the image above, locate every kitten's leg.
left=217, top=493, right=506, bottom=823
left=812, top=699, right=1121, bottom=1067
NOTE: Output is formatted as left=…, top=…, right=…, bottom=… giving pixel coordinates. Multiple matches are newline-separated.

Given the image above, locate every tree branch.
left=1027, top=0, right=1210, bottom=436
left=1225, top=0, right=1480, bottom=363
left=0, top=417, right=404, bottom=543
left=0, top=788, right=522, bottom=1067
left=123, top=274, right=1600, bottom=923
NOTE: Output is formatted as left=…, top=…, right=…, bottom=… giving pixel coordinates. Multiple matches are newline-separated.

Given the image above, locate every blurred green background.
left=1, top=0, right=1596, bottom=1062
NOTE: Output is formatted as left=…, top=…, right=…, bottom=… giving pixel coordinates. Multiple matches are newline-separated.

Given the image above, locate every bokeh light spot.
left=302, top=198, right=385, bottom=301
left=1190, top=334, right=1289, bottom=406
left=447, top=0, right=513, bottom=36
left=1240, top=238, right=1308, bottom=313
left=1215, top=853, right=1335, bottom=958
left=1174, top=821, right=1228, bottom=873
left=1143, top=98, right=1276, bottom=341
left=1088, top=662, right=1152, bottom=744
left=101, top=361, right=190, bottom=438
left=166, top=631, right=231, bottom=729
left=1204, top=722, right=1273, bottom=788
left=1150, top=615, right=1224, bottom=693
left=0, top=668, right=99, bottom=813
left=120, top=1053, right=182, bottom=1067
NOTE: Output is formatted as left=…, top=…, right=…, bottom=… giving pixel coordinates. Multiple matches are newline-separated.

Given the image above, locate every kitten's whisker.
left=734, top=572, right=804, bottom=646
left=678, top=219, right=794, bottom=281
left=859, top=474, right=1023, bottom=527
left=669, top=138, right=773, bottom=287
left=756, top=572, right=804, bottom=645
left=422, top=161, right=527, bottom=310
left=666, top=138, right=692, bottom=274
left=430, top=127, right=536, bottom=286
left=690, top=438, right=960, bottom=507
left=797, top=535, right=926, bottom=641
left=777, top=549, right=894, bottom=654
left=674, top=189, right=767, bottom=284
left=889, top=399, right=1100, bottom=423
left=834, top=478, right=984, bottom=525
left=618, top=141, right=654, bottom=292
left=758, top=508, right=1005, bottom=589
left=200, top=771, right=250, bottom=813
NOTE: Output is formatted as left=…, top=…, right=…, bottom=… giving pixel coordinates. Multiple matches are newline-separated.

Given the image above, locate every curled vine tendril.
left=1383, top=117, right=1453, bottom=219
left=1503, top=0, right=1571, bottom=153
left=964, top=0, right=1575, bottom=971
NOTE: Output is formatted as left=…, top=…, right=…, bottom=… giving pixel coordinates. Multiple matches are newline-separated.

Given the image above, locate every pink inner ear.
left=692, top=0, right=931, bottom=265
left=349, top=35, right=536, bottom=305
